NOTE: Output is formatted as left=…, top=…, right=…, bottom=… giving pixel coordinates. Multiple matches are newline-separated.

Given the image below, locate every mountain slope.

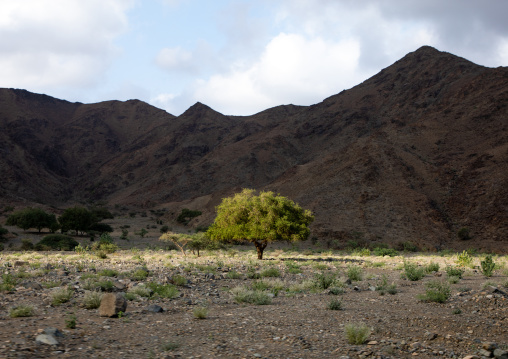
left=0, top=46, right=506, bottom=251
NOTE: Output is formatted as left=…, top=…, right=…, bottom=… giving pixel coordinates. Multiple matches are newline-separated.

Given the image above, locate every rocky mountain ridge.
left=1, top=46, right=507, bottom=251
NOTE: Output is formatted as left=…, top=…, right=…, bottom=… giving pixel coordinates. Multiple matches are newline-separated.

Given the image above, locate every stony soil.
left=0, top=246, right=507, bottom=359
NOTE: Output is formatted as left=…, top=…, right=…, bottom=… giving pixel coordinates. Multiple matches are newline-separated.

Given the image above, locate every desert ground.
left=0, top=216, right=507, bottom=359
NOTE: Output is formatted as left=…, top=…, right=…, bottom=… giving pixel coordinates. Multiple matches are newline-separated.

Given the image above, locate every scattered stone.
left=35, top=334, right=59, bottom=346
left=483, top=343, right=498, bottom=351
left=478, top=349, right=492, bottom=357
left=146, top=304, right=164, bottom=313
left=44, top=328, right=64, bottom=338
left=99, top=293, right=127, bottom=317
left=494, top=349, right=508, bottom=359
left=462, top=355, right=479, bottom=359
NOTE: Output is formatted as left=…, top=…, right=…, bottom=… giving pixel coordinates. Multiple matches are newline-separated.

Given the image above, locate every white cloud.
left=193, top=33, right=364, bottom=115
left=0, top=0, right=133, bottom=90
left=155, top=47, right=194, bottom=72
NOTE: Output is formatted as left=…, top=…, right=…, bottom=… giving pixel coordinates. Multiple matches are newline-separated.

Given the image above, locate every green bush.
left=88, top=223, right=113, bottom=233
left=445, top=266, right=464, bottom=279
left=9, top=305, right=35, bottom=317
left=327, top=298, right=343, bottom=310
left=51, top=287, right=74, bottom=306
left=36, top=234, right=78, bottom=251
left=456, top=250, right=473, bottom=267
left=260, top=267, right=281, bottom=278
left=418, top=280, right=451, bottom=303
left=480, top=255, right=495, bottom=277
left=457, top=227, right=471, bottom=240
left=146, top=282, right=179, bottom=299
left=346, top=266, right=363, bottom=281
left=83, top=291, right=103, bottom=309
left=314, top=272, right=336, bottom=289
left=397, top=241, right=419, bottom=252
left=425, top=262, right=440, bottom=273
left=231, top=287, right=272, bottom=305
left=177, top=208, right=202, bottom=225
left=373, top=247, right=399, bottom=257
left=193, top=306, right=209, bottom=319
left=402, top=261, right=425, bottom=281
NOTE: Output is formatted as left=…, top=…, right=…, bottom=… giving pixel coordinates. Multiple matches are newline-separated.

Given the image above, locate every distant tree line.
left=6, top=206, right=113, bottom=236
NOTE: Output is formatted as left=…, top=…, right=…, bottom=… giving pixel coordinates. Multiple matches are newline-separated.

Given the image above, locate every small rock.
left=35, top=334, right=59, bottom=346
left=494, top=349, right=508, bottom=359
left=483, top=343, right=498, bottom=351
left=462, top=355, right=479, bottom=359
left=44, top=328, right=64, bottom=337
left=99, top=293, right=127, bottom=317
left=367, top=341, right=378, bottom=345
left=146, top=304, right=164, bottom=313
left=478, top=349, right=492, bottom=357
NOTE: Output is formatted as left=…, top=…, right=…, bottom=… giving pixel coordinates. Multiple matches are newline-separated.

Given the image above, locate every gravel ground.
left=0, top=249, right=507, bottom=359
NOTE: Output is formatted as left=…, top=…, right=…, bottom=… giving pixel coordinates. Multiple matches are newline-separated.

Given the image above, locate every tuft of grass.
left=417, top=280, right=451, bottom=303
left=9, top=305, right=35, bottom=318
left=83, top=291, right=103, bottom=309
left=171, top=274, right=188, bottom=286
left=231, top=286, right=272, bottom=305
left=65, top=313, right=77, bottom=329
left=98, top=269, right=118, bottom=277
left=346, top=265, right=363, bottom=282
left=327, top=298, right=343, bottom=310
left=192, top=306, right=209, bottom=319
left=51, top=287, right=74, bottom=306
left=329, top=286, right=346, bottom=295
left=260, top=267, right=281, bottom=278
left=285, top=261, right=302, bottom=274
left=226, top=270, right=242, bottom=279
left=448, top=276, right=460, bottom=284
left=452, top=308, right=462, bottom=315
left=161, top=341, right=180, bottom=351
left=130, top=268, right=149, bottom=281
left=344, top=323, right=371, bottom=344
left=146, top=282, right=179, bottom=299
left=129, top=285, right=152, bottom=298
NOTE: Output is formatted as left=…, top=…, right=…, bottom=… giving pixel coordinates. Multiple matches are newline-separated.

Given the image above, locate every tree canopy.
left=207, top=189, right=314, bottom=259
left=58, top=207, right=96, bottom=235
left=6, top=207, right=59, bottom=233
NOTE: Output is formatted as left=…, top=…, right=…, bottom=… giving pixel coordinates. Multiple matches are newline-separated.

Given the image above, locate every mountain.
left=1, top=46, right=506, bottom=251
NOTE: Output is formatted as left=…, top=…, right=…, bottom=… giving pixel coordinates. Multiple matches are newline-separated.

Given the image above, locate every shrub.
left=36, top=234, right=78, bottom=251
left=83, top=291, right=103, bottom=309
left=88, top=223, right=113, bottom=233
left=456, top=250, right=473, bottom=267
left=329, top=286, right=346, bottom=295
left=9, top=305, right=35, bottom=317
left=177, top=208, right=202, bottom=225
left=130, top=268, right=149, bottom=281
left=146, top=282, right=179, bottom=299
left=65, top=314, right=77, bottom=329
left=285, top=262, right=302, bottom=274
left=397, top=241, right=419, bottom=252
left=129, top=285, right=152, bottom=298
left=457, top=227, right=471, bottom=240
left=373, top=247, right=399, bottom=257
left=425, top=262, right=440, bottom=273
left=20, top=238, right=34, bottom=251
left=192, top=306, right=209, bottom=319
left=402, top=261, right=425, bottom=281
left=480, top=255, right=495, bottom=277
left=171, top=274, right=187, bottom=286
left=344, top=323, right=371, bottom=344
left=327, top=298, right=343, bottom=310
left=314, top=272, right=336, bottom=290
left=445, top=266, right=464, bottom=279
left=448, top=276, right=460, bottom=284
left=418, top=280, right=451, bottom=303
left=346, top=266, right=363, bottom=282
left=51, top=287, right=74, bottom=306
left=226, top=271, right=242, bottom=279
left=231, top=287, right=272, bottom=305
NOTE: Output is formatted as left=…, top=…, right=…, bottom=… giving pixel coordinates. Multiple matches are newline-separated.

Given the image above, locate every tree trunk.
left=254, top=240, right=268, bottom=260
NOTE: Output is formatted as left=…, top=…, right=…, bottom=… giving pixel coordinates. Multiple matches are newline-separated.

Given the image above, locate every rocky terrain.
left=0, top=244, right=507, bottom=359
left=0, top=45, right=507, bottom=251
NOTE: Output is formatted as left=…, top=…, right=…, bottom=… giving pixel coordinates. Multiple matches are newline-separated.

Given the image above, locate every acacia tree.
left=207, top=189, right=314, bottom=259
left=6, top=208, right=59, bottom=233
left=59, top=207, right=96, bottom=235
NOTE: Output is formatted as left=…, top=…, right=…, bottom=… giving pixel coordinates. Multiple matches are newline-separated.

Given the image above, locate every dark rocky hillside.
left=1, top=46, right=506, bottom=251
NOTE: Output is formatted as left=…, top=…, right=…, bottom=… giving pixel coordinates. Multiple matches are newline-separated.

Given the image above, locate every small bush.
left=51, top=287, right=74, bottom=306
left=373, top=247, right=399, bottom=257
left=327, top=298, right=343, bottom=310
left=329, top=286, right=346, bottom=295
left=346, top=266, right=363, bottom=282
left=480, top=255, right=495, bottom=277
left=344, top=323, right=371, bottom=344
left=315, top=272, right=336, bottom=289
left=425, top=262, right=440, bottom=273
left=98, top=269, right=118, bottom=277
left=402, top=261, right=425, bottom=281
left=83, top=291, right=103, bottom=309
left=192, top=306, right=209, bottom=319
left=418, top=280, right=451, bottom=303
left=161, top=341, right=180, bottom=351
left=448, top=276, right=460, bottom=284
left=36, top=234, right=78, bottom=251
left=172, top=274, right=187, bottom=286
left=285, top=262, right=302, bottom=274
left=146, top=282, right=179, bottom=299
left=452, top=308, right=462, bottom=315
left=20, top=238, right=34, bottom=251
left=457, top=227, right=471, bottom=240
left=9, top=305, right=35, bottom=317
left=397, top=241, right=419, bottom=252
left=231, top=287, right=272, bottom=305
left=456, top=250, right=473, bottom=267
left=445, top=266, right=464, bottom=279
left=65, top=314, right=77, bottom=329
left=130, top=268, right=149, bottom=281
left=129, top=285, right=152, bottom=298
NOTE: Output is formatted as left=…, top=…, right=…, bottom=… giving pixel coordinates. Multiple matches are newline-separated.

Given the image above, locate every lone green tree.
left=207, top=189, right=314, bottom=259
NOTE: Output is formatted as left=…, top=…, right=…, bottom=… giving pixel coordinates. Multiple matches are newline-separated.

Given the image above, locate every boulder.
left=99, top=293, right=127, bottom=317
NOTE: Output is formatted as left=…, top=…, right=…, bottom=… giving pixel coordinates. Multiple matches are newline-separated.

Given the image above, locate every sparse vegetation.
left=327, top=298, right=343, bottom=310
left=480, top=255, right=495, bottom=277
left=192, top=306, right=209, bottom=319
left=344, top=323, right=371, bottom=344
left=9, top=305, right=35, bottom=318
left=51, top=287, right=74, bottom=306
left=402, top=261, right=425, bottom=281
left=418, top=280, right=451, bottom=303
left=346, top=265, right=363, bottom=282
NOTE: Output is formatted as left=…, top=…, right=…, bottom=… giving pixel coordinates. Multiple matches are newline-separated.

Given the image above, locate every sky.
left=1, top=0, right=507, bottom=116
